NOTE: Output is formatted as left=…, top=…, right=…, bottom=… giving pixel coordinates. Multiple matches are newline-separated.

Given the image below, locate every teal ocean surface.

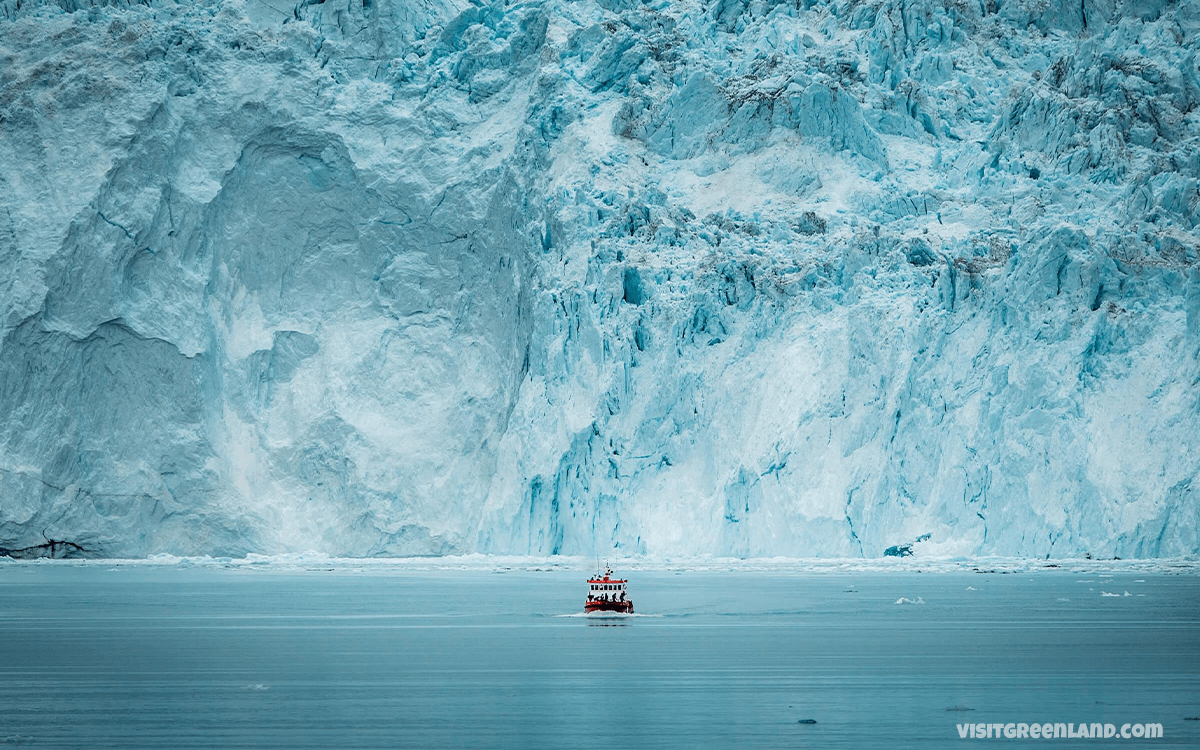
left=0, top=565, right=1196, bottom=749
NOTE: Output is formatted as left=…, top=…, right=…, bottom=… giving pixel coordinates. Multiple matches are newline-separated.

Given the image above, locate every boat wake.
left=554, top=611, right=663, bottom=619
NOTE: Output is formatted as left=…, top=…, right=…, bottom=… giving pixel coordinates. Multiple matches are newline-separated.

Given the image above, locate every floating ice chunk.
left=895, top=597, right=925, bottom=605
left=965, top=586, right=976, bottom=591
left=1100, top=591, right=1121, bottom=597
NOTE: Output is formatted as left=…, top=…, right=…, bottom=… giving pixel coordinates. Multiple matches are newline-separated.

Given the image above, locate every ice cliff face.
left=1, top=0, right=1197, bottom=558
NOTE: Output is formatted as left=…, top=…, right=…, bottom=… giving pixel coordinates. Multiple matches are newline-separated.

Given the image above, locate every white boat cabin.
left=587, top=568, right=628, bottom=602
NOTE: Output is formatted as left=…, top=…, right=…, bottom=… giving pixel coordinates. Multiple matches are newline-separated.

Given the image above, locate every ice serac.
left=0, top=0, right=1197, bottom=559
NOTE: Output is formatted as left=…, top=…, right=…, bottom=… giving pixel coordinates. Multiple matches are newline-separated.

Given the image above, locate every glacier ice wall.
left=0, top=0, right=1197, bottom=558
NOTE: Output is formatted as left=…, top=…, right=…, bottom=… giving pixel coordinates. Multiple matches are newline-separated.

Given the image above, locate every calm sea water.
left=0, top=565, right=1196, bottom=749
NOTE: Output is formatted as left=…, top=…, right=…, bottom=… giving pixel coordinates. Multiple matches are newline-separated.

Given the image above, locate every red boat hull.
left=584, top=599, right=633, bottom=614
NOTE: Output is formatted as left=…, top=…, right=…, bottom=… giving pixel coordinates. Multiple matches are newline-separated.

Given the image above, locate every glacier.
left=0, top=0, right=1197, bottom=559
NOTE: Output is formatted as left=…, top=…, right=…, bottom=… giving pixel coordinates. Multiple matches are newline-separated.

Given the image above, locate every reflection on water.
left=0, top=567, right=1196, bottom=749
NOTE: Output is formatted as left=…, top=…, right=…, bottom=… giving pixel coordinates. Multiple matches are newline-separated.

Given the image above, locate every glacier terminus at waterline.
left=0, top=0, right=1197, bottom=559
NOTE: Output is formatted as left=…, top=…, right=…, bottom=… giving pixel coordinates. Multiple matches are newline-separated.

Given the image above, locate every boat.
left=584, top=565, right=633, bottom=613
